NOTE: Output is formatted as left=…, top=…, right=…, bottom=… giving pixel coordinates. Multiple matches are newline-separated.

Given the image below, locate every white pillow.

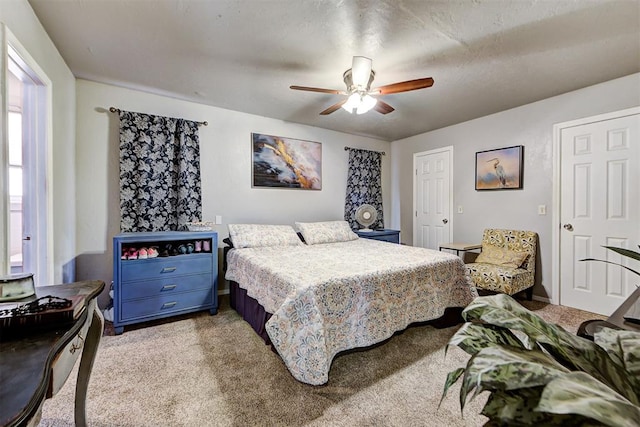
left=228, top=224, right=303, bottom=248
left=295, top=220, right=358, bottom=245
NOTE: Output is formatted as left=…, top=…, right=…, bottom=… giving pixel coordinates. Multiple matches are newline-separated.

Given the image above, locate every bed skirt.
left=229, top=280, right=273, bottom=345
left=229, top=280, right=464, bottom=347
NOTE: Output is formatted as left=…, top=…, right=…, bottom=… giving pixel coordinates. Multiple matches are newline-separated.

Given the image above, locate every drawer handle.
left=161, top=284, right=177, bottom=291
left=70, top=334, right=84, bottom=354
left=161, top=267, right=177, bottom=273
left=161, top=302, right=177, bottom=309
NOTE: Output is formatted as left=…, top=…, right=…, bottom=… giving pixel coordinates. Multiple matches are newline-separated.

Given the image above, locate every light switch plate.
left=457, top=206, right=463, bottom=214
left=538, top=205, right=546, bottom=215
left=215, top=215, right=222, bottom=224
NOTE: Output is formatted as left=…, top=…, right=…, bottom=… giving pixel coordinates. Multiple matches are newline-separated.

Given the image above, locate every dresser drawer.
left=121, top=255, right=212, bottom=282
left=120, top=273, right=212, bottom=301
left=119, top=288, right=214, bottom=321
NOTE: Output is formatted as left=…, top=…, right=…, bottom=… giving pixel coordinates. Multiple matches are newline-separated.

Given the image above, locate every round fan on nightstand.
left=355, top=204, right=377, bottom=232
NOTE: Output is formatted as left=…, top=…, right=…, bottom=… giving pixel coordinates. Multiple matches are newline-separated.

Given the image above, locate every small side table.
left=438, top=243, right=482, bottom=256
left=355, top=229, right=400, bottom=244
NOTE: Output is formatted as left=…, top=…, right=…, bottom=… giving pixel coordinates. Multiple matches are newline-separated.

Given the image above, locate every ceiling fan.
left=290, top=56, right=434, bottom=115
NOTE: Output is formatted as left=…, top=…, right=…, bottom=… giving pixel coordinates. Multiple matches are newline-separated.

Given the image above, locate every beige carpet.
left=38, top=296, right=604, bottom=427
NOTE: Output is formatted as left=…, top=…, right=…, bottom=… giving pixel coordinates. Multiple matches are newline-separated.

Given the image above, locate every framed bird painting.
left=475, top=145, right=523, bottom=190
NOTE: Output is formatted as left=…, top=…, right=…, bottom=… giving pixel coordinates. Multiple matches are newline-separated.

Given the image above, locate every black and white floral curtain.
left=118, top=110, right=202, bottom=232
left=344, top=148, right=384, bottom=230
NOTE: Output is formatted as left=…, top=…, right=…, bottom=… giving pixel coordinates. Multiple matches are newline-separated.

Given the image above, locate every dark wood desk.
left=0, top=280, right=104, bottom=427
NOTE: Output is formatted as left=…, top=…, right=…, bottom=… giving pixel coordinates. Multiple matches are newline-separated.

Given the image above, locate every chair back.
left=481, top=229, right=538, bottom=272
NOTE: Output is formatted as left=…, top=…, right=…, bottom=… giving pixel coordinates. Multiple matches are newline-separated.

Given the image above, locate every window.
left=8, top=108, right=23, bottom=272
left=2, top=29, right=52, bottom=285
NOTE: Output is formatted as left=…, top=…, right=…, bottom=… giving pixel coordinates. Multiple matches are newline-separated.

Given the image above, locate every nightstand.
left=355, top=229, right=400, bottom=244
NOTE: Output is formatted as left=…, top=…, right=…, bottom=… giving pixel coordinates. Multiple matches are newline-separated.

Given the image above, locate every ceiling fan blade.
left=351, top=56, right=372, bottom=88
left=290, top=85, right=345, bottom=95
left=372, top=77, right=434, bottom=95
left=320, top=99, right=347, bottom=115
left=374, top=100, right=395, bottom=114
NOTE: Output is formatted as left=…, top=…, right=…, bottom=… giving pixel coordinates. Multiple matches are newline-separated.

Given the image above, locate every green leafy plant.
left=581, top=245, right=640, bottom=283
left=441, top=294, right=640, bottom=426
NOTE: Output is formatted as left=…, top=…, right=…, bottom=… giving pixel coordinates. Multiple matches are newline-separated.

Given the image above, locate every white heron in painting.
left=487, top=158, right=506, bottom=187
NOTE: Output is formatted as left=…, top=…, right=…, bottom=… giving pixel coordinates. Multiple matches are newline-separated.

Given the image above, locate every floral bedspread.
left=225, top=238, right=477, bottom=385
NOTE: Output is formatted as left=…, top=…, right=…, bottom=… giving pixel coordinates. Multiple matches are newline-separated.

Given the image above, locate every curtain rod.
left=344, top=146, right=386, bottom=155
left=109, top=107, right=208, bottom=126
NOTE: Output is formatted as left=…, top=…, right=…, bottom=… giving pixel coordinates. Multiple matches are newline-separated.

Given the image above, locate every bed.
left=223, top=221, right=478, bottom=385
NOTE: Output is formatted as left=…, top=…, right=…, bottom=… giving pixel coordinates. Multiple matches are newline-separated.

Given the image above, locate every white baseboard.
left=532, top=294, right=551, bottom=304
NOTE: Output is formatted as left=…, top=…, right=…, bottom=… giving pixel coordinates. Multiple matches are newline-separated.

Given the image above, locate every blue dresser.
left=112, top=231, right=218, bottom=334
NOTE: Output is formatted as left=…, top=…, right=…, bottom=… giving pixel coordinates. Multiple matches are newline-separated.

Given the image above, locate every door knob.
left=442, top=219, right=448, bottom=224
left=563, top=223, right=573, bottom=231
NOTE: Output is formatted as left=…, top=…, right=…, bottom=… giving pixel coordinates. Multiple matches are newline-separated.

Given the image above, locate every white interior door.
left=413, top=147, right=453, bottom=250
left=559, top=112, right=639, bottom=315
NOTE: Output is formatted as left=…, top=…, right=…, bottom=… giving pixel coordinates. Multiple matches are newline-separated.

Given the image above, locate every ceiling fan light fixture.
left=341, top=93, right=360, bottom=113
left=357, top=94, right=377, bottom=114
left=341, top=93, right=377, bottom=115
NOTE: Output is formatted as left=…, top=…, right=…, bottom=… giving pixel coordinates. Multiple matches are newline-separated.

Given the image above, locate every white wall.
left=391, top=73, right=640, bottom=300
left=0, top=0, right=77, bottom=284
left=75, top=79, right=390, bottom=298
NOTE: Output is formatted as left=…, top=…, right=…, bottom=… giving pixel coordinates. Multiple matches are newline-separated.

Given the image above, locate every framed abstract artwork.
left=475, top=145, right=524, bottom=190
left=251, top=133, right=322, bottom=190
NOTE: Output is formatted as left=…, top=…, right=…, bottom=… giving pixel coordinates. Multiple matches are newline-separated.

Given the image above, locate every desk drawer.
left=120, top=273, right=212, bottom=301
left=51, top=305, right=93, bottom=395
left=121, top=255, right=212, bottom=282
left=119, top=289, right=213, bottom=321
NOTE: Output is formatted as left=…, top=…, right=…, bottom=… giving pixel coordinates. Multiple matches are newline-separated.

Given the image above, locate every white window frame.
left=1, top=24, right=54, bottom=284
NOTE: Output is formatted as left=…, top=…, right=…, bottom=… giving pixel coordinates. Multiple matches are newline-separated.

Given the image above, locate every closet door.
left=413, top=147, right=453, bottom=250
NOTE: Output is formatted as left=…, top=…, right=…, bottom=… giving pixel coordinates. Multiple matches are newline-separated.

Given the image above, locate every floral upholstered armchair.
left=465, top=229, right=538, bottom=300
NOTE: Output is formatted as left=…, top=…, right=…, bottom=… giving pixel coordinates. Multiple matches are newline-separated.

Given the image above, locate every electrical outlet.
left=215, top=215, right=222, bottom=224
left=457, top=206, right=463, bottom=214
left=538, top=205, right=546, bottom=215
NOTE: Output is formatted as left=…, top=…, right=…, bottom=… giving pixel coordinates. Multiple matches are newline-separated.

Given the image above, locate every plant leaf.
left=538, top=371, right=640, bottom=427
left=603, top=245, right=640, bottom=262
left=457, top=345, right=569, bottom=411
left=593, top=328, right=630, bottom=368
left=580, top=258, right=640, bottom=278
left=439, top=367, right=464, bottom=410
left=580, top=245, right=640, bottom=278
left=447, top=322, right=525, bottom=356
left=482, top=388, right=592, bottom=426
left=594, top=329, right=640, bottom=393
left=462, top=294, right=639, bottom=405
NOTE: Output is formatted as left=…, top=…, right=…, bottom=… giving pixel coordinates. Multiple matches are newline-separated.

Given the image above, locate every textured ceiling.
left=28, top=0, right=640, bottom=141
